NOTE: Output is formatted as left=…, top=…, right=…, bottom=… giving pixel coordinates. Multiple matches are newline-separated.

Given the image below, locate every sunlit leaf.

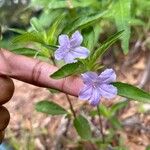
left=111, top=0, right=131, bottom=54
left=8, top=28, right=26, bottom=34
left=47, top=14, right=65, bottom=45
left=30, top=17, right=44, bottom=32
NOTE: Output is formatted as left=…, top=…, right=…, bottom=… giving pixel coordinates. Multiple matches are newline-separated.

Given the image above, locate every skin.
left=0, top=48, right=84, bottom=143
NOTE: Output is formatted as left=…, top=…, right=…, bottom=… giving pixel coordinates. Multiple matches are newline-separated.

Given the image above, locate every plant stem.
left=66, top=94, right=76, bottom=118
left=97, top=106, right=105, bottom=143
left=51, top=56, right=57, bottom=66
left=51, top=59, right=76, bottom=119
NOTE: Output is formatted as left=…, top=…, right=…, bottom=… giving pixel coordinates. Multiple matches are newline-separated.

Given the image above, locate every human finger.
left=0, top=131, right=5, bottom=144
left=0, top=106, right=10, bottom=131
left=0, top=76, right=14, bottom=105
left=1, top=49, right=83, bottom=96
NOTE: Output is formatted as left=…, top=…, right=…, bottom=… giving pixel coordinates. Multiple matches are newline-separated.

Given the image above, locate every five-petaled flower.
left=79, top=69, right=117, bottom=106
left=54, top=31, right=90, bottom=63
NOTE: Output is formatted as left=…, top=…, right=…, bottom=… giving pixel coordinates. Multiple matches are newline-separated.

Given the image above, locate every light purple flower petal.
left=70, top=31, right=83, bottom=48
left=89, top=88, right=101, bottom=106
left=63, top=52, right=77, bottom=63
left=79, top=85, right=93, bottom=100
left=56, top=31, right=89, bottom=64
left=79, top=69, right=117, bottom=106
left=99, top=84, right=117, bottom=99
left=58, top=34, right=70, bottom=47
left=72, top=46, right=90, bottom=59
left=98, top=69, right=116, bottom=84
left=81, top=72, right=98, bottom=85
left=54, top=46, right=68, bottom=60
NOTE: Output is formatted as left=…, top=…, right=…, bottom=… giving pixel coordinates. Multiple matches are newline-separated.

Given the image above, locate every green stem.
left=51, top=59, right=76, bottom=118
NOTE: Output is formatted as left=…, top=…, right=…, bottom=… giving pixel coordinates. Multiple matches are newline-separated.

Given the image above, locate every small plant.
left=1, top=0, right=150, bottom=149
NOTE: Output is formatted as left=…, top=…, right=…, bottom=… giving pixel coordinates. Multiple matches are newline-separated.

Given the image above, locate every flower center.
left=92, top=80, right=99, bottom=88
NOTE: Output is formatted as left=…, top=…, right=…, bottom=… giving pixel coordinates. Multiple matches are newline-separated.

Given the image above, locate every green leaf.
left=48, top=0, right=93, bottom=9
left=83, top=25, right=102, bottom=51
left=11, top=48, right=39, bottom=57
left=31, top=0, right=93, bottom=8
left=40, top=43, right=58, bottom=51
left=64, top=11, right=107, bottom=33
left=112, top=0, right=131, bottom=54
left=83, top=27, right=95, bottom=50
left=47, top=14, right=65, bottom=45
left=8, top=28, right=26, bottom=34
left=30, top=17, right=44, bottom=32
left=74, top=115, right=92, bottom=140
left=12, top=32, right=45, bottom=45
left=48, top=0, right=66, bottom=9
left=130, top=18, right=145, bottom=26
left=110, top=101, right=128, bottom=116
left=98, top=105, right=110, bottom=118
left=146, top=145, right=150, bottom=150
left=109, top=117, right=122, bottom=129
left=0, top=26, right=2, bottom=40
left=90, top=105, right=110, bottom=118
left=35, top=100, right=67, bottom=115
left=113, top=82, right=150, bottom=103
left=91, top=30, right=123, bottom=63
left=50, top=61, right=84, bottom=79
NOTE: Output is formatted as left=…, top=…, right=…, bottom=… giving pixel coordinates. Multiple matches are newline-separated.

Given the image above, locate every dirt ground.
left=4, top=50, right=150, bottom=150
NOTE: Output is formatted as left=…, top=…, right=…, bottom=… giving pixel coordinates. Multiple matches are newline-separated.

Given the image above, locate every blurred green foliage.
left=0, top=0, right=30, bottom=26
left=29, top=0, right=150, bottom=54
left=0, top=0, right=150, bottom=54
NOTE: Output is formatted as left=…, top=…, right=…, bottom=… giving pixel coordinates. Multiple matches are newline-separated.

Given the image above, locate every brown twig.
left=97, top=106, right=105, bottom=143
left=66, top=94, right=76, bottom=118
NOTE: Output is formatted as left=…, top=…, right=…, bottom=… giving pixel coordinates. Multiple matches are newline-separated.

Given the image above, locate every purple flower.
left=79, top=69, right=117, bottom=106
left=54, top=31, right=90, bottom=63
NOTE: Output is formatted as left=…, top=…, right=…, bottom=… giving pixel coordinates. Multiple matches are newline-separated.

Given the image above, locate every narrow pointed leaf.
left=92, top=30, right=123, bottom=62
left=8, top=28, right=26, bottom=34
left=30, top=17, right=44, bottom=32
left=35, top=100, right=67, bottom=115
left=64, top=11, right=107, bottom=33
left=11, top=48, right=39, bottom=57
left=50, top=61, right=84, bottom=79
left=47, top=14, right=65, bottom=45
left=113, top=82, right=150, bottom=103
left=12, top=32, right=45, bottom=45
left=112, top=0, right=131, bottom=54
